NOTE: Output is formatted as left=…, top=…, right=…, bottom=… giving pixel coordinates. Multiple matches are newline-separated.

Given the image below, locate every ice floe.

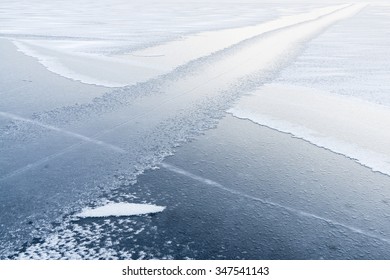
left=76, top=202, right=165, bottom=218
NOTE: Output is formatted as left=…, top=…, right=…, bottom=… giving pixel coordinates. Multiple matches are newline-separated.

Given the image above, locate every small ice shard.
left=76, top=202, right=165, bottom=218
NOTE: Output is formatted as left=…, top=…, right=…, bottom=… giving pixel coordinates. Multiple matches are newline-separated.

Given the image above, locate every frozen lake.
left=1, top=1, right=390, bottom=259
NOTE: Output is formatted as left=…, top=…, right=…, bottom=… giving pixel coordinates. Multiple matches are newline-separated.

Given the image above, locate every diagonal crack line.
left=161, top=162, right=390, bottom=246
left=0, top=111, right=125, bottom=154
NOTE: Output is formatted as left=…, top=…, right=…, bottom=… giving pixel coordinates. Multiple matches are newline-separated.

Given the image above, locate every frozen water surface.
left=1, top=1, right=390, bottom=259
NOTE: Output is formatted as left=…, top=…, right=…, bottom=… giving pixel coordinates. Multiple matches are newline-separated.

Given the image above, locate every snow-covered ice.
left=76, top=202, right=165, bottom=218
left=228, top=84, right=390, bottom=176
left=10, top=4, right=351, bottom=87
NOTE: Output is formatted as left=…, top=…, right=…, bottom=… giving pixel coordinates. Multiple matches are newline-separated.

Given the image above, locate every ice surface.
left=1, top=0, right=382, bottom=260
left=0, top=3, right=367, bottom=258
left=76, top=202, right=165, bottom=218
left=0, top=39, right=107, bottom=115
left=161, top=163, right=390, bottom=245
left=228, top=84, right=390, bottom=176
left=17, top=116, right=390, bottom=259
left=0, top=111, right=125, bottom=153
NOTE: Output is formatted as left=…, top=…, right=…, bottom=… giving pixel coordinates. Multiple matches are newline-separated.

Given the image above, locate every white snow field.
left=1, top=0, right=390, bottom=260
